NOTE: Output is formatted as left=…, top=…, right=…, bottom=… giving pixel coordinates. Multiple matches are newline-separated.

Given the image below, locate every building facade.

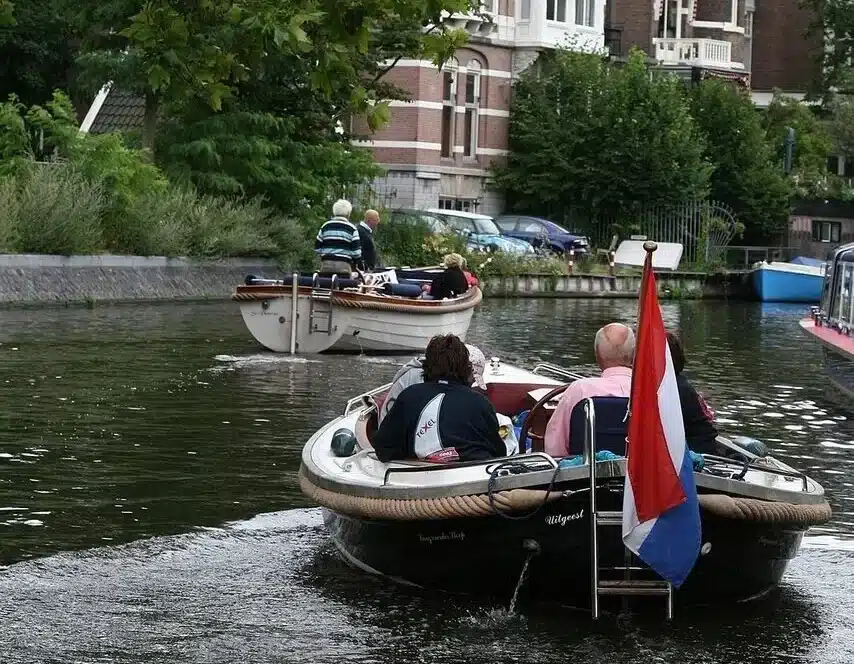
left=352, top=1, right=607, bottom=216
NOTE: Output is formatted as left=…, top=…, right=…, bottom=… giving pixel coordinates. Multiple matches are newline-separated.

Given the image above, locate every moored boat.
left=751, top=258, right=826, bottom=303
left=232, top=268, right=482, bottom=354
left=299, top=359, right=831, bottom=610
left=800, top=243, right=854, bottom=397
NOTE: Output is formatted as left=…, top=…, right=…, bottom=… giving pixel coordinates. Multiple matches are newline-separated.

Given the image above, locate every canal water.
left=1, top=299, right=853, bottom=663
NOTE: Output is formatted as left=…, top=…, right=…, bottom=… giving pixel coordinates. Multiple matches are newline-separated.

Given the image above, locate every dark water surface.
left=1, top=299, right=853, bottom=663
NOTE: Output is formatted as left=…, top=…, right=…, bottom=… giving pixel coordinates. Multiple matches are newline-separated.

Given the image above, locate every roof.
left=79, top=85, right=145, bottom=134
left=425, top=208, right=492, bottom=220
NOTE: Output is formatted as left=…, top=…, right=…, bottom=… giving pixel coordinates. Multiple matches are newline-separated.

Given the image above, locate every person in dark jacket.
left=422, top=253, right=469, bottom=300
left=372, top=334, right=505, bottom=463
left=357, top=209, right=380, bottom=271
left=667, top=331, right=720, bottom=455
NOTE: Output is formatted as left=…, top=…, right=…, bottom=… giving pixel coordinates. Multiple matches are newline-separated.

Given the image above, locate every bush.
left=5, top=165, right=105, bottom=255
left=374, top=215, right=466, bottom=267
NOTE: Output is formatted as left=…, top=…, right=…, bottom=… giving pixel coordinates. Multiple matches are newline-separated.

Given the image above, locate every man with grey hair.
left=543, top=322, right=635, bottom=458
left=315, top=199, right=362, bottom=276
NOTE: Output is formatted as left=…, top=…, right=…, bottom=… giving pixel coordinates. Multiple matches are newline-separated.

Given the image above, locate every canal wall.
left=0, top=254, right=750, bottom=306
left=482, top=270, right=749, bottom=299
left=0, top=254, right=280, bottom=306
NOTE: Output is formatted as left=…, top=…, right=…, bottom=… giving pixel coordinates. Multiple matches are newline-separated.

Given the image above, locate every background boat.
left=751, top=257, right=826, bottom=303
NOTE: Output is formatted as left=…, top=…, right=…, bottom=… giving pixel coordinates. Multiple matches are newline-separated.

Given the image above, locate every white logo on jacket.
left=414, top=394, right=444, bottom=458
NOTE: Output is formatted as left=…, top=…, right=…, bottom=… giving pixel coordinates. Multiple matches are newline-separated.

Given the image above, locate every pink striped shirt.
left=544, top=367, right=633, bottom=458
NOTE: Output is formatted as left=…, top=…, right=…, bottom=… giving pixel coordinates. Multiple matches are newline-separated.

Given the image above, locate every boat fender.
left=729, top=435, right=768, bottom=458
left=331, top=428, right=358, bottom=457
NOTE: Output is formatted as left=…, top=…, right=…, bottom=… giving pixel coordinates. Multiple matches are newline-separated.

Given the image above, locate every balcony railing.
left=652, top=38, right=743, bottom=70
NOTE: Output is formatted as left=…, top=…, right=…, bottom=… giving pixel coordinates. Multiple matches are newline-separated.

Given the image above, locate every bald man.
left=357, top=209, right=380, bottom=271
left=543, top=323, right=635, bottom=458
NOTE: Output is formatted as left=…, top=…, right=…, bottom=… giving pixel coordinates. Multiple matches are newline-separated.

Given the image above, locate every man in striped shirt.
left=315, top=199, right=362, bottom=276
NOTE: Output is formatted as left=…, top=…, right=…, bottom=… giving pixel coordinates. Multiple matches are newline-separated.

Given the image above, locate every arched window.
left=441, top=58, right=458, bottom=159
left=463, top=59, right=482, bottom=158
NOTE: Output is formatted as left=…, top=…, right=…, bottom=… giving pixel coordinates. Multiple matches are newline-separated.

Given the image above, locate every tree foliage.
left=0, top=0, right=76, bottom=106
left=762, top=92, right=834, bottom=199
left=690, top=80, right=792, bottom=242
left=492, top=49, right=711, bottom=230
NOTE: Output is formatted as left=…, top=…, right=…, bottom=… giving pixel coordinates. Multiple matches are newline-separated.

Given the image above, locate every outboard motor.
left=331, top=428, right=357, bottom=457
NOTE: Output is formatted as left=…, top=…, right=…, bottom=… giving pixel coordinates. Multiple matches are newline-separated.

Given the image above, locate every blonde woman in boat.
left=420, top=253, right=469, bottom=300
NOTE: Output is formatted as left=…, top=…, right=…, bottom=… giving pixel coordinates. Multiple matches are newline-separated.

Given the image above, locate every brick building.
left=353, top=1, right=607, bottom=215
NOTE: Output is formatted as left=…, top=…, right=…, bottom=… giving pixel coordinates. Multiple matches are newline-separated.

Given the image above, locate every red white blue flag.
left=622, top=251, right=701, bottom=587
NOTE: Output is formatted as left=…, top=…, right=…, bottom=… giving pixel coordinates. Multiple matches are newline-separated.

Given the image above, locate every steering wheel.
left=518, top=384, right=570, bottom=454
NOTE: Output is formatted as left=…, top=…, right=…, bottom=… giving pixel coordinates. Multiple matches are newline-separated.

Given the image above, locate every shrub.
left=9, top=164, right=104, bottom=255
left=375, top=215, right=466, bottom=267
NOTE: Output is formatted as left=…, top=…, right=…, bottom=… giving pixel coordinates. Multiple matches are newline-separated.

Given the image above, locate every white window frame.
left=547, top=0, right=568, bottom=23
left=440, top=58, right=458, bottom=160
left=462, top=59, right=482, bottom=159
left=575, top=0, right=596, bottom=27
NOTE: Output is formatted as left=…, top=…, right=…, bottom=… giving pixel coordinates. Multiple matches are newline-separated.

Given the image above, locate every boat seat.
left=568, top=397, right=629, bottom=456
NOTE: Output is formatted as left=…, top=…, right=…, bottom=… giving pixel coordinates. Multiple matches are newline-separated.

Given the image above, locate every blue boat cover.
left=790, top=256, right=826, bottom=267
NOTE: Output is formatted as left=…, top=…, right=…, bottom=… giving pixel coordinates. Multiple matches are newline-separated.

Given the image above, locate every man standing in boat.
left=315, top=199, right=362, bottom=276
left=357, top=209, right=380, bottom=272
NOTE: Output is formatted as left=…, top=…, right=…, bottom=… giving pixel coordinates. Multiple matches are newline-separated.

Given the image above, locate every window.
left=828, top=155, right=841, bottom=175
left=745, top=10, right=753, bottom=36
left=440, top=59, right=458, bottom=159
left=547, top=0, right=568, bottom=22
left=495, top=217, right=520, bottom=231
left=575, top=0, right=595, bottom=27
left=520, top=0, right=531, bottom=19
left=522, top=220, right=545, bottom=233
left=481, top=0, right=495, bottom=12
left=813, top=220, right=842, bottom=244
left=463, top=59, right=481, bottom=158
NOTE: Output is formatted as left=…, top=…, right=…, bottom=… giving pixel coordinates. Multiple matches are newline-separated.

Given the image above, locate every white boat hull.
left=234, top=285, right=481, bottom=354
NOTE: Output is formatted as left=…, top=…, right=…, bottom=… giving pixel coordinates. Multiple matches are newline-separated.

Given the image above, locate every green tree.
left=492, top=49, right=711, bottom=230
left=762, top=91, right=833, bottom=199
left=0, top=1, right=76, bottom=107
left=690, top=80, right=792, bottom=243
left=71, top=0, right=478, bottom=151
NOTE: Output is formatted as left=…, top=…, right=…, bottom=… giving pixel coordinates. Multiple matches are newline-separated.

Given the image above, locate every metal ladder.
left=581, top=398, right=673, bottom=620
left=308, top=273, right=335, bottom=335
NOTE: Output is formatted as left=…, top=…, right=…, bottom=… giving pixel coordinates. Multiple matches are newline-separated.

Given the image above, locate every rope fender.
left=232, top=288, right=482, bottom=313
left=300, top=469, right=832, bottom=526
left=698, top=493, right=832, bottom=526
left=298, top=468, right=562, bottom=521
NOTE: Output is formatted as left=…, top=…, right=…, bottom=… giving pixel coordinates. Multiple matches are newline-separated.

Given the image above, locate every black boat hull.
left=323, top=488, right=805, bottom=608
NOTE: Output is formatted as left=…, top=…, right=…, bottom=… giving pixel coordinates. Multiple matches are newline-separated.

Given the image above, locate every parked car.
left=425, top=209, right=536, bottom=255
left=493, top=215, right=589, bottom=256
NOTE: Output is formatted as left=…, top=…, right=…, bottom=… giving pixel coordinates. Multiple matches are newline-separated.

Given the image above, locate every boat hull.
left=236, top=287, right=480, bottom=354
left=800, top=318, right=854, bottom=398
left=323, top=489, right=804, bottom=607
left=752, top=264, right=824, bottom=303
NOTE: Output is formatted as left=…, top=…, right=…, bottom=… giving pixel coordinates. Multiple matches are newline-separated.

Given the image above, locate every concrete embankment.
left=0, top=254, right=750, bottom=306
left=0, top=254, right=280, bottom=306
left=482, top=270, right=749, bottom=299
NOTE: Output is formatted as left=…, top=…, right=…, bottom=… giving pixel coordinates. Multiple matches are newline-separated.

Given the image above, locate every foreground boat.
left=299, top=360, right=831, bottom=609
left=232, top=268, right=481, bottom=354
left=800, top=243, right=854, bottom=396
left=751, top=258, right=826, bottom=303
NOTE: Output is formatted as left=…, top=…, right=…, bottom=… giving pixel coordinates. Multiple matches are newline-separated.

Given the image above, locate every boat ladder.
left=308, top=273, right=335, bottom=335
left=582, top=399, right=673, bottom=620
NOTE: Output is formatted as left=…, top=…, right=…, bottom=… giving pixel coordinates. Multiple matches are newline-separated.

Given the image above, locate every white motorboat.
left=232, top=268, right=482, bottom=354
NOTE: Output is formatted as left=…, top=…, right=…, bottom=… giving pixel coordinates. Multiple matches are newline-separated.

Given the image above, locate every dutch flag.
left=622, top=248, right=701, bottom=588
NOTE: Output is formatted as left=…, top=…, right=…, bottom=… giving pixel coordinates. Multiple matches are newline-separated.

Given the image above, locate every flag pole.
left=626, top=241, right=658, bottom=438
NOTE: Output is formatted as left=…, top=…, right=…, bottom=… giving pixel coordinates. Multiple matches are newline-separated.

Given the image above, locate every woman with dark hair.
left=372, top=334, right=506, bottom=463
left=667, top=331, right=719, bottom=455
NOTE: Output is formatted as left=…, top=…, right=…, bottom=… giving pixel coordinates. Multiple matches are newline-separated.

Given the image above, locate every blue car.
left=493, top=215, right=589, bottom=256
left=426, top=209, right=535, bottom=255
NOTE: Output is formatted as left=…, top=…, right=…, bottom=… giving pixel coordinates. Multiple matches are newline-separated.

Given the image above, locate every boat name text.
left=418, top=531, right=465, bottom=544
left=545, top=509, right=584, bottom=527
